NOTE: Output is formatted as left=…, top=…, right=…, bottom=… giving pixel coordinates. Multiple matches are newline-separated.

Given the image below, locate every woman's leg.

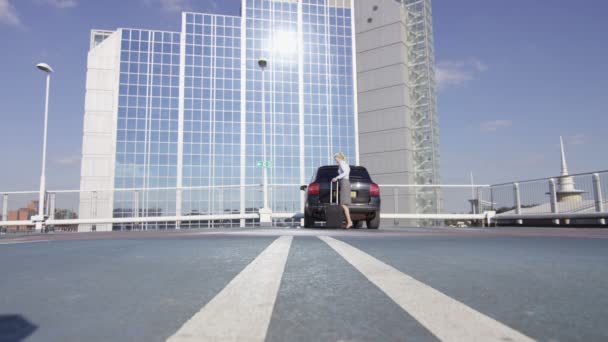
left=339, top=179, right=353, bottom=228
left=342, top=205, right=353, bottom=228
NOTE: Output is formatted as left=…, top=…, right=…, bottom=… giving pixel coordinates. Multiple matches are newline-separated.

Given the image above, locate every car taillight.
left=308, top=182, right=320, bottom=195
left=370, top=183, right=380, bottom=196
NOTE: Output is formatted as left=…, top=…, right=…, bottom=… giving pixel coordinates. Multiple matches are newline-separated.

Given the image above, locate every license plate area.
left=331, top=190, right=357, bottom=201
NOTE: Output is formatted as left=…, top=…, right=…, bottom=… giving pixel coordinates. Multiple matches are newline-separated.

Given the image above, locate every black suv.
left=301, top=165, right=381, bottom=229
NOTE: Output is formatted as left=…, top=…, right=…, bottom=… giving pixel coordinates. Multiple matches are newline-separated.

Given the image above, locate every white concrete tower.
left=557, top=136, right=584, bottom=202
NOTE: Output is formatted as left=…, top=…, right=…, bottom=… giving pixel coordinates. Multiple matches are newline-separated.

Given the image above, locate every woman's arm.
left=332, top=161, right=350, bottom=182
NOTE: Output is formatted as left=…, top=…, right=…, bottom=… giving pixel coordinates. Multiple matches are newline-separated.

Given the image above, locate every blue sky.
left=0, top=0, right=606, bottom=191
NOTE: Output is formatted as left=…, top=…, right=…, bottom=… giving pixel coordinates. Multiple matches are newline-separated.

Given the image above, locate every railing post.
left=219, top=188, right=224, bottom=215
left=490, top=187, right=495, bottom=211
left=549, top=178, right=560, bottom=225
left=175, top=188, right=182, bottom=230
left=393, top=187, right=399, bottom=226
left=476, top=187, right=483, bottom=227
left=592, top=173, right=606, bottom=225
left=471, top=189, right=477, bottom=215
left=513, top=183, right=522, bottom=225
left=49, top=193, right=56, bottom=221
left=90, top=191, right=97, bottom=217
left=2, top=194, right=7, bottom=222
left=134, top=190, right=139, bottom=231
left=91, top=191, right=97, bottom=232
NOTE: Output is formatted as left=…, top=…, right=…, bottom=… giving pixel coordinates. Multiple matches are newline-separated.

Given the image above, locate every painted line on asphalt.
left=167, top=235, right=293, bottom=342
left=0, top=240, right=50, bottom=245
left=319, top=236, right=535, bottom=342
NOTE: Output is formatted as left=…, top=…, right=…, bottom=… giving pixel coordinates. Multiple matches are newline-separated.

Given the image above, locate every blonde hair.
left=333, top=152, right=346, bottom=161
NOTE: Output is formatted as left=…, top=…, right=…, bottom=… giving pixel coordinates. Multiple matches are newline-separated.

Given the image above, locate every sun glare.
left=272, top=31, right=298, bottom=56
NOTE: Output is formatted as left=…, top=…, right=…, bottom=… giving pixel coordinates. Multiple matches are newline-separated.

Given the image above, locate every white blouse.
left=336, top=160, right=350, bottom=180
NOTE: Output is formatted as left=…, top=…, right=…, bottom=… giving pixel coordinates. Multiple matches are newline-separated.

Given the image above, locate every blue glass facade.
left=301, top=1, right=356, bottom=176
left=115, top=29, right=180, bottom=227
left=110, top=0, right=357, bottom=227
left=244, top=0, right=302, bottom=214
left=243, top=0, right=356, bottom=215
left=182, top=14, right=242, bottom=218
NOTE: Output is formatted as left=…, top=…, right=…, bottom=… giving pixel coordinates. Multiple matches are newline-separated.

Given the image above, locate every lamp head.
left=36, top=63, right=54, bottom=73
left=257, top=58, right=268, bottom=69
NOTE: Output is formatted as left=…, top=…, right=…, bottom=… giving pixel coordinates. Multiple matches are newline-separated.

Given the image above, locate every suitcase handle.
left=331, top=180, right=340, bottom=205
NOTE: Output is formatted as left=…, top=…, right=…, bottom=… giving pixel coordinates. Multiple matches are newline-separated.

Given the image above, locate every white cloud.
left=54, top=155, right=81, bottom=166
left=143, top=0, right=218, bottom=13
left=0, top=0, right=77, bottom=28
left=206, top=0, right=219, bottom=11
left=39, top=0, right=77, bottom=8
left=480, top=120, right=512, bottom=132
left=144, top=0, right=190, bottom=12
left=0, top=0, right=21, bottom=27
left=569, top=134, right=586, bottom=146
left=436, top=59, right=488, bottom=89
left=510, top=154, right=547, bottom=167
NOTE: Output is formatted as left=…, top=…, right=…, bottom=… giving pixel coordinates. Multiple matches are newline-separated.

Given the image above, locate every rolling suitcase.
left=325, top=181, right=345, bottom=228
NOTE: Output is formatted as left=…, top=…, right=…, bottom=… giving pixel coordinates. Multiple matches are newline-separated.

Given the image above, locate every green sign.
left=256, top=161, right=272, bottom=168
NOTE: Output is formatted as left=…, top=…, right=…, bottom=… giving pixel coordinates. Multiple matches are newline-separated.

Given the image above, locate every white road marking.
left=0, top=240, right=50, bottom=245
left=319, top=236, right=535, bottom=342
left=167, top=235, right=293, bottom=342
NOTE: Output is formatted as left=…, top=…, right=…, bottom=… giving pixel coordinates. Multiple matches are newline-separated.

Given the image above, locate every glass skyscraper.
left=79, top=0, right=358, bottom=230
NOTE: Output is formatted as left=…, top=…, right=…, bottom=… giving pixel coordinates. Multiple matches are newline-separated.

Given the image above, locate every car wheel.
left=366, top=212, right=380, bottom=229
left=304, top=214, right=314, bottom=228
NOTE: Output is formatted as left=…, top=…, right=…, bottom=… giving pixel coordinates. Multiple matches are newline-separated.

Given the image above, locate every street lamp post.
left=258, top=58, right=272, bottom=225
left=35, top=63, right=54, bottom=232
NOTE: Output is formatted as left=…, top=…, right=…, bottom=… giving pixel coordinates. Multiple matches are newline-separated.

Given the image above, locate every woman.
left=332, top=152, right=353, bottom=229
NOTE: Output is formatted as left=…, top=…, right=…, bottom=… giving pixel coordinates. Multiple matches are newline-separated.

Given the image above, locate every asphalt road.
left=1, top=227, right=608, bottom=342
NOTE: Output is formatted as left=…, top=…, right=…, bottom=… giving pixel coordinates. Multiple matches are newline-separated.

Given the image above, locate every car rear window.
left=315, top=167, right=371, bottom=182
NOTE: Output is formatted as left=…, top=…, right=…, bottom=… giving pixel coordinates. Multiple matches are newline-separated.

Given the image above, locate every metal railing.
left=1, top=183, right=494, bottom=232
left=490, top=171, right=608, bottom=226
left=6, top=171, right=606, bottom=230
left=1, top=191, right=41, bottom=232
left=377, top=184, right=491, bottom=226
left=0, top=184, right=302, bottom=231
